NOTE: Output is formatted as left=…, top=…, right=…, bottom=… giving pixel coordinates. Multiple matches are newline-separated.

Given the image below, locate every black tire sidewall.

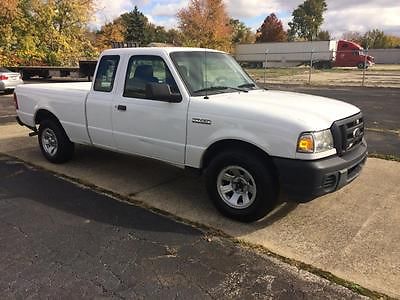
left=206, top=151, right=278, bottom=222
left=38, top=119, right=74, bottom=163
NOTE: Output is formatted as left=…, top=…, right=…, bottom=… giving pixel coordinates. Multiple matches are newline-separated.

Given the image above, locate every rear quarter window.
left=94, top=55, right=120, bottom=92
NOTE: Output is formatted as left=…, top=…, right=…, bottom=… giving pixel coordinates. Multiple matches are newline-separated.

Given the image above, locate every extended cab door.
left=111, top=55, right=188, bottom=165
left=86, top=55, right=120, bottom=149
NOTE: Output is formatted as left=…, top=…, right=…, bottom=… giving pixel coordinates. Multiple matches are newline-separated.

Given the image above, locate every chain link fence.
left=236, top=49, right=400, bottom=88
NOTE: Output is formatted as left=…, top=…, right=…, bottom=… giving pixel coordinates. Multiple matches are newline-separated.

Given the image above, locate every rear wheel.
left=205, top=150, right=278, bottom=222
left=38, top=119, right=74, bottom=163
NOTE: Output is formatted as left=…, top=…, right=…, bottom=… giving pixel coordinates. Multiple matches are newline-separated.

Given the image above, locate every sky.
left=94, top=0, right=400, bottom=38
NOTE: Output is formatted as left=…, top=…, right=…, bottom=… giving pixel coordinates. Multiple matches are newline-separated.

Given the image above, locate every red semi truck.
left=235, top=40, right=375, bottom=69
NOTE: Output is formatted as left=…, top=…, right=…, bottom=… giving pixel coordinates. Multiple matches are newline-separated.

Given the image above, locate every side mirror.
left=145, top=83, right=182, bottom=103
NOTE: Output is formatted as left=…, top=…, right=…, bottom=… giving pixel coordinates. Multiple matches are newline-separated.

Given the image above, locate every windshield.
left=0, top=68, right=11, bottom=73
left=170, top=51, right=258, bottom=96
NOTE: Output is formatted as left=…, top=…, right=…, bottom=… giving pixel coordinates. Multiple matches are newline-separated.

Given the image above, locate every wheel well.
left=201, top=139, right=276, bottom=172
left=35, top=109, right=60, bottom=125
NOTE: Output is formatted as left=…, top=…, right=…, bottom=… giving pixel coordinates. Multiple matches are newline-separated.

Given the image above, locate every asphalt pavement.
left=0, top=155, right=366, bottom=299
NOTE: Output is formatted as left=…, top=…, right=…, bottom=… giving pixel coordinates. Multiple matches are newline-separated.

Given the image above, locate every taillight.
left=13, top=93, right=19, bottom=110
left=0, top=75, right=8, bottom=80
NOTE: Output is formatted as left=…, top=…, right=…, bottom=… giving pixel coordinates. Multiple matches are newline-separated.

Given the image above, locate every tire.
left=313, top=62, right=322, bottom=70
left=38, top=119, right=74, bottom=164
left=357, top=62, right=367, bottom=69
left=205, top=150, right=279, bottom=222
left=322, top=62, right=332, bottom=69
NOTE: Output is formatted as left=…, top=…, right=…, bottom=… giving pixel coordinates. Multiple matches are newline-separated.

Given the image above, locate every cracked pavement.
left=0, top=155, right=367, bottom=299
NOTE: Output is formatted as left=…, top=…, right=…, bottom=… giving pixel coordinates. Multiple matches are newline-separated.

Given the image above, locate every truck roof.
left=101, top=47, right=224, bottom=56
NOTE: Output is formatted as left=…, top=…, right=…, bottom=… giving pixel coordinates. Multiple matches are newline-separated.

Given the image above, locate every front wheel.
left=205, top=150, right=278, bottom=222
left=38, top=119, right=74, bottom=164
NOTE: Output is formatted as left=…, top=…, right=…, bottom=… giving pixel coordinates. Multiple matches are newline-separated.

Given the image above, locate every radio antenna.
left=204, top=48, right=209, bottom=99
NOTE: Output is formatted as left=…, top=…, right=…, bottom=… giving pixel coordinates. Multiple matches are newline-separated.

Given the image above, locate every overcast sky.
left=94, top=0, right=400, bottom=38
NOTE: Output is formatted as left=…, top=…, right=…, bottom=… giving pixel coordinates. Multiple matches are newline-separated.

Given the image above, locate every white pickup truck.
left=15, top=47, right=367, bottom=222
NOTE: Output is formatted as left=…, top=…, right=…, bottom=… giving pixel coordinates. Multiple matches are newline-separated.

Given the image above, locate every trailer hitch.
left=16, top=116, right=38, bottom=137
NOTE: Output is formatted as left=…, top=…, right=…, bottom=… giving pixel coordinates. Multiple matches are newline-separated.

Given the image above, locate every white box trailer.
left=235, top=41, right=337, bottom=68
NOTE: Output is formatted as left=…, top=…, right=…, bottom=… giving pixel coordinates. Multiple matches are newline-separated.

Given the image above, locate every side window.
left=94, top=55, right=120, bottom=92
left=123, top=55, right=180, bottom=100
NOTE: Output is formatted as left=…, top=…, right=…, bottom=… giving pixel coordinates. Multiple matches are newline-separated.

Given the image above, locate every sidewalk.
left=1, top=124, right=399, bottom=298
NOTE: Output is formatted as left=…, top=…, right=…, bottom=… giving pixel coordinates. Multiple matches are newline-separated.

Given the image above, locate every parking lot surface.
left=0, top=124, right=399, bottom=298
left=0, top=155, right=367, bottom=299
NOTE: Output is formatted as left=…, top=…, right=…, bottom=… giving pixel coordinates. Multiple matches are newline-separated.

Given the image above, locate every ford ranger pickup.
left=15, top=47, right=367, bottom=222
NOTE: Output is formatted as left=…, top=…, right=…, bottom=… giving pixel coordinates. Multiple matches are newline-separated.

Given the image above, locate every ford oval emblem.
left=353, top=128, right=361, bottom=138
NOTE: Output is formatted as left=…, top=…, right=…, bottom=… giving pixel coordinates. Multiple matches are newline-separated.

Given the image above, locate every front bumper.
left=273, top=141, right=367, bottom=200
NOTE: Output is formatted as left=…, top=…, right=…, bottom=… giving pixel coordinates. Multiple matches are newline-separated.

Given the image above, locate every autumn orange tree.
left=95, top=18, right=125, bottom=52
left=256, top=13, right=287, bottom=43
left=177, top=0, right=232, bottom=51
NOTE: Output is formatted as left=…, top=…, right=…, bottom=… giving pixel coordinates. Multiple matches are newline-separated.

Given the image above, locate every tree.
left=230, top=19, right=255, bottom=44
left=95, top=6, right=183, bottom=49
left=288, top=0, right=327, bottom=41
left=95, top=18, right=125, bottom=52
left=342, top=30, right=400, bottom=49
left=120, top=6, right=175, bottom=46
left=256, top=13, right=287, bottom=43
left=165, top=29, right=183, bottom=46
left=341, top=31, right=363, bottom=44
left=386, top=35, right=400, bottom=48
left=361, top=29, right=389, bottom=49
left=0, top=0, right=98, bottom=66
left=0, top=0, right=24, bottom=65
left=177, top=0, right=232, bottom=51
left=317, top=30, right=331, bottom=40
left=121, top=6, right=148, bottom=46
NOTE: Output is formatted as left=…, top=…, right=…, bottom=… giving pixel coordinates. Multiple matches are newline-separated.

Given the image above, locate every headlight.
left=297, top=129, right=334, bottom=153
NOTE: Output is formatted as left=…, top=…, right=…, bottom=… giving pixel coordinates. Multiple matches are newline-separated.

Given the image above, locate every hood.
left=199, top=89, right=360, bottom=131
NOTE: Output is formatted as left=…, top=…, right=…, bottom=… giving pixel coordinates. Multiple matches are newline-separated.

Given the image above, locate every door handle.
left=117, top=105, right=127, bottom=111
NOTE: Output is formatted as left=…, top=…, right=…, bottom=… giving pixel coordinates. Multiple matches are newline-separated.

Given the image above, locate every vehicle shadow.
left=0, top=153, right=199, bottom=237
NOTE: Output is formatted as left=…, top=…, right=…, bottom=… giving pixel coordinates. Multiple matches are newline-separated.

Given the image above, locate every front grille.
left=331, top=113, right=364, bottom=156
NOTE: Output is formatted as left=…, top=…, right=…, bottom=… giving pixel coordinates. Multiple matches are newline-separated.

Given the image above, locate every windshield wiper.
left=238, top=83, right=256, bottom=88
left=194, top=86, right=248, bottom=93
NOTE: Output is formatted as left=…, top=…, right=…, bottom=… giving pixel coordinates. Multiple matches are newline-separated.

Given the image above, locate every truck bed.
left=16, top=82, right=92, bottom=144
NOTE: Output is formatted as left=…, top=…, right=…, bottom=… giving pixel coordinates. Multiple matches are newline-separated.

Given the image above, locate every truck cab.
left=334, top=40, right=374, bottom=69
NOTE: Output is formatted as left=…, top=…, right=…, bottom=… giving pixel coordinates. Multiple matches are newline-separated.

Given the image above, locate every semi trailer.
left=235, top=40, right=374, bottom=69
